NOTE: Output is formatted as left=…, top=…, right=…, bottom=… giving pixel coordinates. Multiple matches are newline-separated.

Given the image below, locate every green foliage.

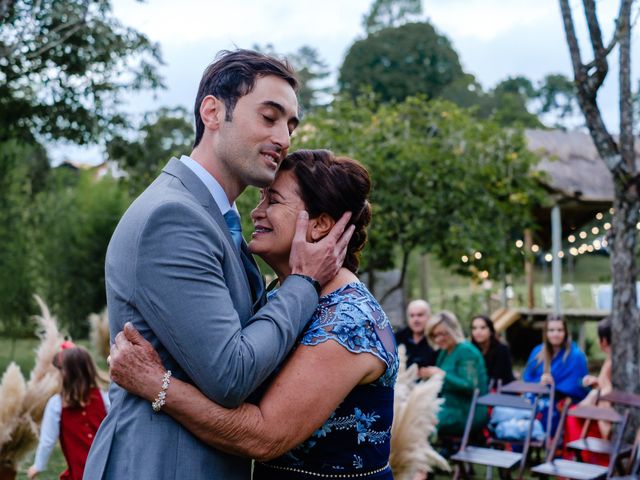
left=0, top=0, right=164, bottom=144
left=339, top=22, right=466, bottom=104
left=253, top=43, right=332, bottom=114
left=362, top=0, right=423, bottom=34
left=0, top=141, right=45, bottom=337
left=107, top=107, right=194, bottom=195
left=294, top=95, right=546, bottom=287
left=30, top=170, right=130, bottom=337
left=288, top=45, right=333, bottom=114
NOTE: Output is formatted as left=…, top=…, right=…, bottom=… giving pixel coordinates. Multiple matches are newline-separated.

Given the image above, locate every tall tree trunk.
left=610, top=0, right=640, bottom=427
left=558, top=0, right=640, bottom=427
left=610, top=184, right=640, bottom=398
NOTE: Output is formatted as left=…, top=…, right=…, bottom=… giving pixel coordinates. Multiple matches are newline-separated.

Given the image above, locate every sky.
left=51, top=0, right=636, bottom=164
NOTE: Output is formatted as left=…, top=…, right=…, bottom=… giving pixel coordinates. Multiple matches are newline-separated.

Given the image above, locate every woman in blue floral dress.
left=109, top=150, right=398, bottom=479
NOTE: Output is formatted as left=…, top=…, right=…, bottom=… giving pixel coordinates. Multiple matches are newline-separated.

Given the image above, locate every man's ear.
left=309, top=213, right=337, bottom=242
left=199, top=95, right=225, bottom=131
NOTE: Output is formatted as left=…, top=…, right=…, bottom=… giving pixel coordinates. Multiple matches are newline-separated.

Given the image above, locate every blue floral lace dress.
left=254, top=281, right=398, bottom=480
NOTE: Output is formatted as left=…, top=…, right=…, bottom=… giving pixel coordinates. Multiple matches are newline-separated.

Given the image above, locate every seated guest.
left=395, top=299, right=438, bottom=376
left=422, top=311, right=488, bottom=437
left=522, top=315, right=589, bottom=435
left=470, top=315, right=515, bottom=388
left=564, top=317, right=613, bottom=465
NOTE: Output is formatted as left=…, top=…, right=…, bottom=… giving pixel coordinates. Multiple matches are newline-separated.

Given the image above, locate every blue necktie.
left=223, top=209, right=243, bottom=251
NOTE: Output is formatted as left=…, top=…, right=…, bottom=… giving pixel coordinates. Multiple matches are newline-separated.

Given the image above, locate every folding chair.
left=450, top=389, right=539, bottom=480
left=566, top=402, right=633, bottom=462
left=499, top=380, right=555, bottom=460
left=610, top=440, right=640, bottom=480
left=532, top=399, right=630, bottom=480
left=601, top=390, right=640, bottom=410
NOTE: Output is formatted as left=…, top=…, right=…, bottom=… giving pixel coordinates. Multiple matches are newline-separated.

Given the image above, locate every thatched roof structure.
left=524, top=129, right=636, bottom=244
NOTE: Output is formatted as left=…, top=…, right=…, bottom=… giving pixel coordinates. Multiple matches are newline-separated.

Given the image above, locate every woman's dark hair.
left=597, top=316, right=612, bottom=344
left=470, top=315, right=499, bottom=351
left=193, top=49, right=298, bottom=147
left=279, top=149, right=372, bottom=274
left=53, top=346, right=100, bottom=408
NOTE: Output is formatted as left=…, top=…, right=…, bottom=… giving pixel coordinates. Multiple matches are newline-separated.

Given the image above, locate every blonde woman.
left=422, top=311, right=488, bottom=437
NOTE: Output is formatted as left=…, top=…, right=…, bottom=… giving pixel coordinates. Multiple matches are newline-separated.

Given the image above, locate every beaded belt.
left=256, top=461, right=390, bottom=478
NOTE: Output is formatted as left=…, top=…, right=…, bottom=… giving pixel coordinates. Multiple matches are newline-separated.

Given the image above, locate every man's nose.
left=272, top=124, right=290, bottom=152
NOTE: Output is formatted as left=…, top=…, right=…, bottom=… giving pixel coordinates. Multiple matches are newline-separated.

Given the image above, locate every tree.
left=31, top=169, right=130, bottom=337
left=0, top=0, right=164, bottom=144
left=362, top=0, right=423, bottom=34
left=559, top=0, right=639, bottom=415
left=0, top=141, right=42, bottom=337
left=287, top=46, right=332, bottom=114
left=253, top=43, right=332, bottom=114
left=295, top=94, right=545, bottom=301
left=107, top=107, right=194, bottom=195
left=339, top=22, right=466, bottom=104
left=536, top=73, right=581, bottom=125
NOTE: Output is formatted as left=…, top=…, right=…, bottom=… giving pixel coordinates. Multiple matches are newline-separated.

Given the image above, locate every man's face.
left=407, top=304, right=429, bottom=335
left=215, top=75, right=299, bottom=189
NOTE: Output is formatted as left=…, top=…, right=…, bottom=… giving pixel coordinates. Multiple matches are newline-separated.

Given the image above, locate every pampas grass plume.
left=0, top=363, right=27, bottom=446
left=390, top=345, right=450, bottom=480
left=0, top=295, right=63, bottom=469
left=89, top=308, right=110, bottom=360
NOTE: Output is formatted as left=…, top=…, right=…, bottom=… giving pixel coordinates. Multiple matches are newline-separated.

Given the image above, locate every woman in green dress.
left=422, top=311, right=488, bottom=437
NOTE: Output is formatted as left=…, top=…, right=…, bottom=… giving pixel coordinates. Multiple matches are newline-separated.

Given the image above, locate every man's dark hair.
left=597, top=316, right=612, bottom=344
left=193, top=49, right=298, bottom=148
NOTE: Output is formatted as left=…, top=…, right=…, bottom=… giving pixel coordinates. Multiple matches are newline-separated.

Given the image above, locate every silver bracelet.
left=151, top=370, right=172, bottom=413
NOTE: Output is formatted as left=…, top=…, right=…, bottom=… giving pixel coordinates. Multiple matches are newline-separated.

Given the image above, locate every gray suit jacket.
left=84, top=158, right=317, bottom=479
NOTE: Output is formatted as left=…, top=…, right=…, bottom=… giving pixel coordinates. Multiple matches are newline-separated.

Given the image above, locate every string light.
left=579, top=231, right=588, bottom=239
left=544, top=253, right=553, bottom=262
left=593, top=239, right=601, bottom=250
left=474, top=251, right=482, bottom=260
left=558, top=251, right=565, bottom=258
left=570, top=247, right=579, bottom=256
left=461, top=255, right=469, bottom=263
left=604, top=222, right=611, bottom=230
left=568, top=235, right=576, bottom=243
left=591, top=227, right=599, bottom=235
left=531, top=244, right=540, bottom=253
left=515, top=239, right=524, bottom=248
left=596, top=212, right=604, bottom=220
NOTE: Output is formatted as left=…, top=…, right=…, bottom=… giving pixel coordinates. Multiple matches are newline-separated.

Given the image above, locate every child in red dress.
left=28, top=343, right=109, bottom=480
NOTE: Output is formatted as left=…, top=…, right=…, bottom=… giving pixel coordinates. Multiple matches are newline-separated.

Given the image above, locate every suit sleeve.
left=134, top=201, right=317, bottom=408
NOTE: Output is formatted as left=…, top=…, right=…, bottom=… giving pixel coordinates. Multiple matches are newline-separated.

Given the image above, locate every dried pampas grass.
left=0, top=295, right=63, bottom=470
left=390, top=345, right=450, bottom=480
left=88, top=308, right=110, bottom=361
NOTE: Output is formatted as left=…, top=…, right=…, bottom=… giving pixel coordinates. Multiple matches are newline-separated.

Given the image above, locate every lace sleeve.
left=299, top=285, right=396, bottom=375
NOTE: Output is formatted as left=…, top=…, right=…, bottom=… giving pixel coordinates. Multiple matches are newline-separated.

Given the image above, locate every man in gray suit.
left=84, top=49, right=353, bottom=479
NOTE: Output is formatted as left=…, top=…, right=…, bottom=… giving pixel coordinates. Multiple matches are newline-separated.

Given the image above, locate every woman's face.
left=471, top=317, right=491, bottom=344
left=248, top=170, right=307, bottom=275
left=546, top=320, right=566, bottom=348
left=431, top=322, right=456, bottom=352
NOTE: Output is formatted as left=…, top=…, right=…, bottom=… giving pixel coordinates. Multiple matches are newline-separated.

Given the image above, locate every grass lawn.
left=15, top=447, right=67, bottom=480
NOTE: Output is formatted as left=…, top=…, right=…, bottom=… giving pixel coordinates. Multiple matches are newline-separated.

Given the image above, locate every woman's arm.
left=110, top=323, right=385, bottom=461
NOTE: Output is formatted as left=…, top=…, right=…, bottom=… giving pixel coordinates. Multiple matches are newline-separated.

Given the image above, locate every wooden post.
left=525, top=229, right=535, bottom=309
left=419, top=254, right=429, bottom=300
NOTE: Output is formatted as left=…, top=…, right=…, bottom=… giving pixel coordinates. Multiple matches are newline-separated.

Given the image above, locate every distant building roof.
left=524, top=129, right=638, bottom=243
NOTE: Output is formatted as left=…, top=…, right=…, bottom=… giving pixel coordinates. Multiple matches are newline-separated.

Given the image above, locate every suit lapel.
left=240, top=243, right=266, bottom=313
left=162, top=158, right=265, bottom=311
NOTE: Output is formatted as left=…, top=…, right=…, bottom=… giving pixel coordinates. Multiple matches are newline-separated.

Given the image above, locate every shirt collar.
left=179, top=155, right=235, bottom=215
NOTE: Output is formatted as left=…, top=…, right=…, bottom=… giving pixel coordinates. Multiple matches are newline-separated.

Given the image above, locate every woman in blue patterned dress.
left=109, top=149, right=398, bottom=479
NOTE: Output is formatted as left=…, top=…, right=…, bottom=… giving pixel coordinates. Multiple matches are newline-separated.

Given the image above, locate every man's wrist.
left=290, top=274, right=321, bottom=295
